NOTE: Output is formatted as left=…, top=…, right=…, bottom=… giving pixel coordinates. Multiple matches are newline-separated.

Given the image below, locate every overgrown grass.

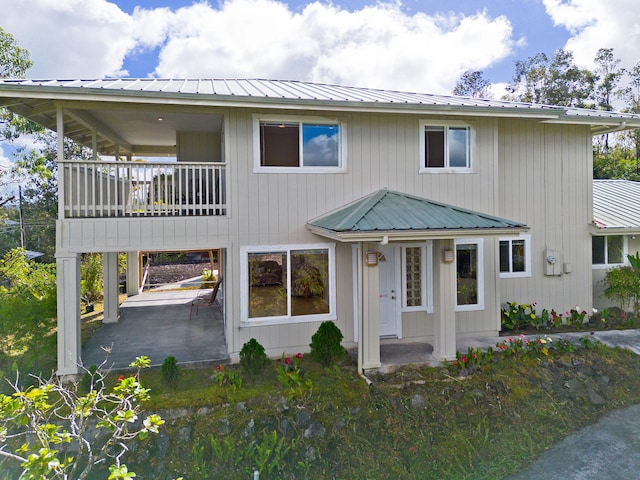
left=110, top=342, right=640, bottom=479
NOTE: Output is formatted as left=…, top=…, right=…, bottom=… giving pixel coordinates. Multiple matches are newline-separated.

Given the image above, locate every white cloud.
left=0, top=0, right=518, bottom=93
left=0, top=0, right=135, bottom=78
left=144, top=0, right=516, bottom=93
left=543, top=0, right=640, bottom=71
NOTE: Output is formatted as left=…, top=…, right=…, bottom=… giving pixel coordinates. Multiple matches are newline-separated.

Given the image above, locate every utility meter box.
left=544, top=249, right=561, bottom=276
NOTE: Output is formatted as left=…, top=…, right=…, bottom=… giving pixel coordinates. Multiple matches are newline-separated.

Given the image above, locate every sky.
left=1, top=0, right=640, bottom=168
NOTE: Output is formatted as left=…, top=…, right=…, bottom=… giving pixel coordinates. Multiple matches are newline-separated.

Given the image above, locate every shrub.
left=309, top=321, right=344, bottom=367
left=604, top=265, right=640, bottom=316
left=80, top=252, right=103, bottom=303
left=201, top=268, right=217, bottom=289
left=161, top=356, right=180, bottom=385
left=239, top=338, right=269, bottom=375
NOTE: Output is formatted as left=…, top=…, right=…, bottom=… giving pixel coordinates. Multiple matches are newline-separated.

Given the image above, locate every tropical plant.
left=0, top=357, right=163, bottom=480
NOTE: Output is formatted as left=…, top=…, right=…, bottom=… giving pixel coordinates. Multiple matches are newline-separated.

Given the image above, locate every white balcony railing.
left=60, top=160, right=226, bottom=218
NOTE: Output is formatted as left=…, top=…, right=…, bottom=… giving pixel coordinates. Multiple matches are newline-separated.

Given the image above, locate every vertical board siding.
left=60, top=108, right=595, bottom=354
left=498, top=120, right=592, bottom=315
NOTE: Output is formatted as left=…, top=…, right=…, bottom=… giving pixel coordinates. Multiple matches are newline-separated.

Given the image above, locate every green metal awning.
left=307, top=189, right=528, bottom=242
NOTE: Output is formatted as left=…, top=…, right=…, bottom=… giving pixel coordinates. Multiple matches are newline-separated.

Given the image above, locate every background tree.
left=0, top=26, right=38, bottom=144
left=505, top=49, right=594, bottom=107
left=0, top=248, right=57, bottom=374
left=452, top=70, right=491, bottom=98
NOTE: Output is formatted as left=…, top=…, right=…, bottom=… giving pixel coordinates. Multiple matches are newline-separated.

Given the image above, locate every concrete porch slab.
left=81, top=289, right=228, bottom=371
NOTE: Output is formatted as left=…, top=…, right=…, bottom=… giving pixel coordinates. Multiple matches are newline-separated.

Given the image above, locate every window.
left=254, top=116, right=345, bottom=172
left=401, top=243, right=433, bottom=312
left=499, top=235, right=532, bottom=278
left=455, top=239, right=484, bottom=311
left=592, top=235, right=625, bottom=268
left=420, top=121, right=472, bottom=171
left=241, top=244, right=336, bottom=324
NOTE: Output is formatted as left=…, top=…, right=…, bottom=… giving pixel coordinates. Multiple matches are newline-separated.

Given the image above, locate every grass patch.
left=103, top=342, right=640, bottom=479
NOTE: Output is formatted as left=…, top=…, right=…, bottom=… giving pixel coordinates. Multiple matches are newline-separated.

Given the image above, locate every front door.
left=378, top=245, right=399, bottom=337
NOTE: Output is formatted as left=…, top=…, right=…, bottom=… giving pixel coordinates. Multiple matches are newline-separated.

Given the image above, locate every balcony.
left=60, top=160, right=226, bottom=218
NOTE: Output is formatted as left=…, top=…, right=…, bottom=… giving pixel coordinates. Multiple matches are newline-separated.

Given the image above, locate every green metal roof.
left=307, top=190, right=527, bottom=239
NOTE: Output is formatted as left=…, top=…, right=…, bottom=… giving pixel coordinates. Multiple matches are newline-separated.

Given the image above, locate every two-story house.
left=0, top=79, right=638, bottom=376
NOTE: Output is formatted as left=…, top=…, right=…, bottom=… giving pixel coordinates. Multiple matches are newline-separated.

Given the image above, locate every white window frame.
left=592, top=235, right=627, bottom=270
left=253, top=114, right=347, bottom=173
left=499, top=234, right=532, bottom=278
left=454, top=238, right=484, bottom=312
left=419, top=120, right=474, bottom=173
left=240, top=243, right=337, bottom=326
left=400, top=242, right=433, bottom=313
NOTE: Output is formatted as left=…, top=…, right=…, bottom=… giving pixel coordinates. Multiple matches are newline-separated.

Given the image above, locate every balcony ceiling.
left=1, top=97, right=224, bottom=157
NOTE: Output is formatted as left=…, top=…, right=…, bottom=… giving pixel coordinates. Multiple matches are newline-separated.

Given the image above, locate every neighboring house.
left=0, top=79, right=639, bottom=376
left=592, top=179, right=640, bottom=309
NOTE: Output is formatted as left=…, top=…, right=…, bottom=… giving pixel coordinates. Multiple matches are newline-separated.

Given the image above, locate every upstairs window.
left=420, top=121, right=472, bottom=171
left=592, top=235, right=625, bottom=268
left=255, top=116, right=344, bottom=172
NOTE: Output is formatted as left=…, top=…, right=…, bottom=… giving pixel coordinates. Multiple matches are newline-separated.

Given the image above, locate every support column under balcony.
left=56, top=252, right=81, bottom=376
left=126, top=251, right=140, bottom=296
left=103, top=252, right=120, bottom=324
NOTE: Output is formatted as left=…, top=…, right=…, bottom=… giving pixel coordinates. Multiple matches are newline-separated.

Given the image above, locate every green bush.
left=239, top=338, right=269, bottom=375
left=604, top=264, right=640, bottom=316
left=80, top=253, right=103, bottom=304
left=309, top=321, right=344, bottom=367
left=161, top=356, right=180, bottom=385
left=201, top=269, right=217, bottom=289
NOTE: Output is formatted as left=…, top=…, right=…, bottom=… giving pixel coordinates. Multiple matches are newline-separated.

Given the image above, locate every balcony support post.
left=103, top=252, right=120, bottom=324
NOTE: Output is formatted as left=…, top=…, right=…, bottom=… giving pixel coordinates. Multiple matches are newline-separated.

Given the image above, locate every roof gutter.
left=591, top=121, right=628, bottom=135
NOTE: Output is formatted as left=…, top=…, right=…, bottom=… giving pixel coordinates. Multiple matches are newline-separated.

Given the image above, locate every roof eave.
left=591, top=225, right=640, bottom=235
left=306, top=224, right=529, bottom=242
left=0, top=84, right=618, bottom=123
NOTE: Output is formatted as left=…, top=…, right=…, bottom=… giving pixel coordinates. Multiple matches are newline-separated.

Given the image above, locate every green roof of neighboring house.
left=307, top=190, right=527, bottom=241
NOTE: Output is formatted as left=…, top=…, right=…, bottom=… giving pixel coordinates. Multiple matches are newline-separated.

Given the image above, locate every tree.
left=9, top=132, right=93, bottom=260
left=0, top=357, right=165, bottom=480
left=505, top=49, right=594, bottom=107
left=452, top=70, right=491, bottom=98
left=0, top=26, right=40, bottom=210
left=0, top=26, right=38, bottom=143
left=0, top=248, right=57, bottom=372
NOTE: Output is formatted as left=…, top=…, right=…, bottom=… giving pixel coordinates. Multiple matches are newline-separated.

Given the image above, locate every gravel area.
left=146, top=262, right=216, bottom=287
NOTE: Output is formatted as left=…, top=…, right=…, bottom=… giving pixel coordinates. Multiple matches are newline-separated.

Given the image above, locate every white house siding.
left=176, top=131, right=222, bottom=163
left=498, top=120, right=593, bottom=316
left=58, top=107, right=557, bottom=357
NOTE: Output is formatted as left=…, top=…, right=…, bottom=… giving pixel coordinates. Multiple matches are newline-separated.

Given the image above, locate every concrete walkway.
left=82, top=289, right=228, bottom=370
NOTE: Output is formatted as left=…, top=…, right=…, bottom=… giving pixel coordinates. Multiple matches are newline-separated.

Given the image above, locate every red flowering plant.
left=277, top=353, right=304, bottom=387
left=495, top=334, right=553, bottom=358
left=453, top=346, right=493, bottom=372
left=213, top=364, right=242, bottom=391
